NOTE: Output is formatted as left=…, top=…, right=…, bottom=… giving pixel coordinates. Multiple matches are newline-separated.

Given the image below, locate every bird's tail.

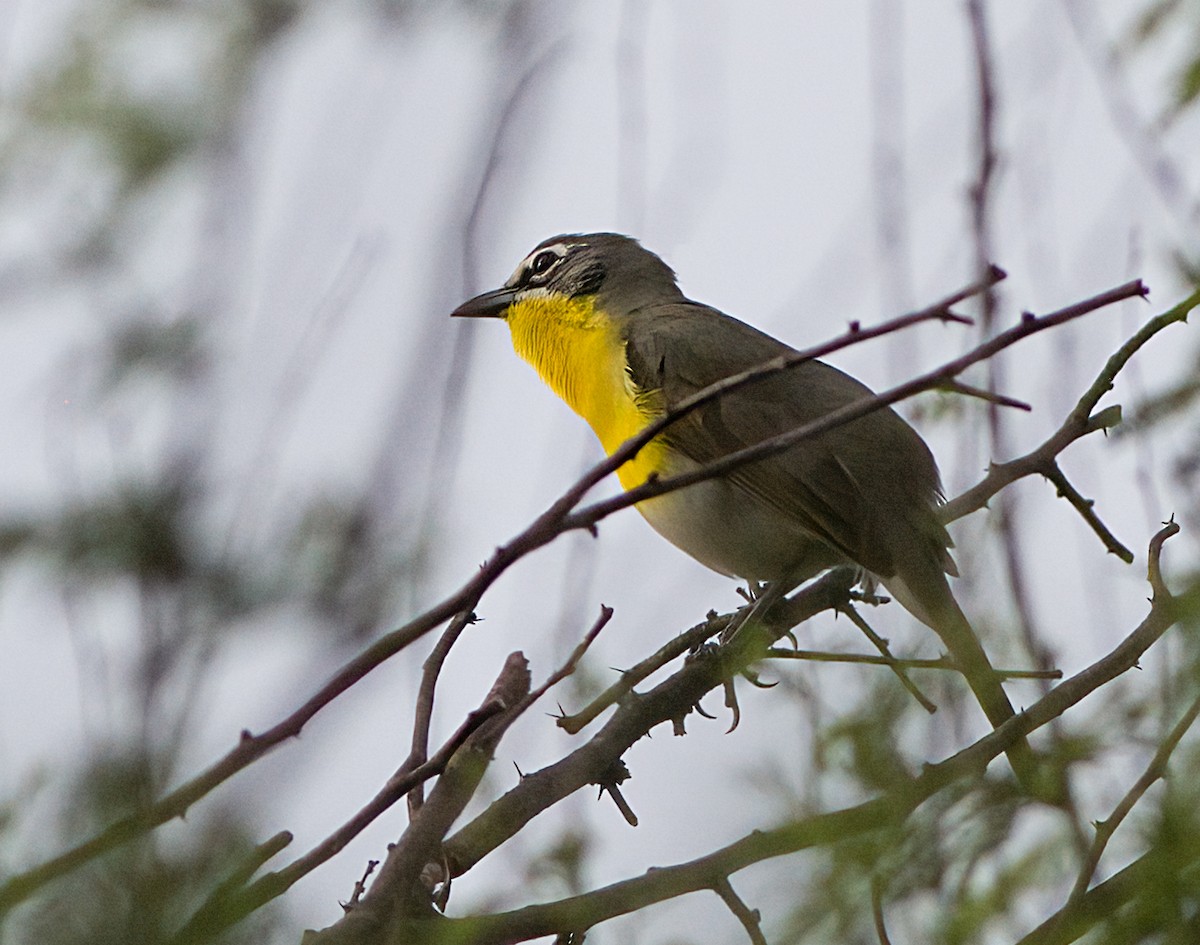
left=885, top=568, right=1047, bottom=796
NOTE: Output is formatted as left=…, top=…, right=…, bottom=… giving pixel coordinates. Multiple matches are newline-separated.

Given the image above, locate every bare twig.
left=397, top=522, right=1180, bottom=943
left=408, top=609, right=478, bottom=817
left=1042, top=461, right=1134, bottom=562
left=943, top=289, right=1197, bottom=525
left=0, top=278, right=1148, bottom=916
left=1066, top=686, right=1200, bottom=907
left=763, top=646, right=1061, bottom=680
left=713, top=878, right=767, bottom=945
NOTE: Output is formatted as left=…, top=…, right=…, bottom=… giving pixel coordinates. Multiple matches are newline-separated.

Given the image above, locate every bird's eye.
left=529, top=250, right=559, bottom=276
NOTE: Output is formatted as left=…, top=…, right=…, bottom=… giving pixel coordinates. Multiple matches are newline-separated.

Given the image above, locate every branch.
left=942, top=288, right=1198, bottom=530
left=408, top=609, right=478, bottom=816
left=172, top=680, right=511, bottom=944
left=565, top=280, right=1146, bottom=532
left=1066, top=686, right=1200, bottom=907
left=305, top=609, right=612, bottom=944
left=0, top=277, right=1152, bottom=915
left=763, top=646, right=1061, bottom=680
left=393, top=524, right=1181, bottom=944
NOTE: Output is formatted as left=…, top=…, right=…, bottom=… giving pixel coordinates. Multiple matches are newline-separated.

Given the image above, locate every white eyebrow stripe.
left=505, top=242, right=574, bottom=287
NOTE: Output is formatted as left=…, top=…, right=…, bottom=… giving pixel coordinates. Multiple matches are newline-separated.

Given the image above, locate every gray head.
left=451, top=233, right=685, bottom=319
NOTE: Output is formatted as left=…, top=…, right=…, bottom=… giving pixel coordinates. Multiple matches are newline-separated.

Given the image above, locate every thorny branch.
left=0, top=278, right=1181, bottom=932
left=0, top=270, right=1012, bottom=914
left=1066, top=681, right=1200, bottom=908
left=374, top=522, right=1181, bottom=944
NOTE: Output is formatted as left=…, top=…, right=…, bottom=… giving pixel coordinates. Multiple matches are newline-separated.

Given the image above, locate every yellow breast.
left=505, top=294, right=667, bottom=490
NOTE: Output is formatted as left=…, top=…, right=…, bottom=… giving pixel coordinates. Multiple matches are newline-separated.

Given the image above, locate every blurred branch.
left=1066, top=682, right=1200, bottom=907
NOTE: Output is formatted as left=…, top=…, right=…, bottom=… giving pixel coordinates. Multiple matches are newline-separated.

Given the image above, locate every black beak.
left=450, top=287, right=517, bottom=319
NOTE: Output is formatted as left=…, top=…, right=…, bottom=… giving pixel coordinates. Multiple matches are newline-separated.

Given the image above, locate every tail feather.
left=885, top=568, right=1043, bottom=793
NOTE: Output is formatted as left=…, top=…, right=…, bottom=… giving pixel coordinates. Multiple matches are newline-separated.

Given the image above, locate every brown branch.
left=565, top=280, right=1146, bottom=532
left=392, top=524, right=1181, bottom=944
left=0, top=278, right=1154, bottom=917
left=408, top=609, right=478, bottom=816
left=942, top=289, right=1197, bottom=526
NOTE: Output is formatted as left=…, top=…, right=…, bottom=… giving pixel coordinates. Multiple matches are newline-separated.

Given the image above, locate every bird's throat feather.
left=506, top=295, right=668, bottom=490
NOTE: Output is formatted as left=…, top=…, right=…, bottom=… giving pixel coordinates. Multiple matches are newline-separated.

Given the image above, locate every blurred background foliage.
left=0, top=1, right=1198, bottom=944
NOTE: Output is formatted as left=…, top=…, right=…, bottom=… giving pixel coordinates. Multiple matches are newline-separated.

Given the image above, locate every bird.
left=452, top=232, right=1036, bottom=787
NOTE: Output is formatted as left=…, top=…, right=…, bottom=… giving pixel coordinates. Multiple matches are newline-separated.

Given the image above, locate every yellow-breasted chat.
left=452, top=232, right=1040, bottom=791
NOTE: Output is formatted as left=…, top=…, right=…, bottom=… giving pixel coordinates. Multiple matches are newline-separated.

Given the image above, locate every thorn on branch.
left=340, top=859, right=379, bottom=912
left=1147, top=516, right=1180, bottom=601
left=594, top=760, right=638, bottom=827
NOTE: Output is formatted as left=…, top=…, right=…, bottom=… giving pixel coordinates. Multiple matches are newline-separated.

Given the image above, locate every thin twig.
left=839, top=604, right=937, bottom=713
left=402, top=523, right=1180, bottom=943
left=713, top=878, right=767, bottom=945
left=408, top=608, right=478, bottom=816
left=763, top=647, right=1061, bottom=679
left=1066, top=686, right=1200, bottom=906
left=871, top=874, right=894, bottom=945
left=943, top=290, right=1197, bottom=524
left=1042, top=461, right=1134, bottom=562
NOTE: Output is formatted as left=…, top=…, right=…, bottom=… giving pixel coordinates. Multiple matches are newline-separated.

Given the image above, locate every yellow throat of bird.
left=504, top=293, right=667, bottom=491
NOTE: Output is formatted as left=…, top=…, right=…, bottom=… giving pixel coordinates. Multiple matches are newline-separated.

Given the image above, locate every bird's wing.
left=623, top=303, right=949, bottom=578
